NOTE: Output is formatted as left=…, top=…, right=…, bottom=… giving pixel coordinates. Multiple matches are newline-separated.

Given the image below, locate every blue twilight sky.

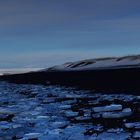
left=0, top=0, right=140, bottom=68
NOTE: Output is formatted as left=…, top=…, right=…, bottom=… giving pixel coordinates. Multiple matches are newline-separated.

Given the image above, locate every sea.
left=0, top=80, right=139, bottom=140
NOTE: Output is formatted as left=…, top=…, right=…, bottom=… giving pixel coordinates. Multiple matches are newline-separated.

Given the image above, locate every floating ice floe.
left=133, top=131, right=140, bottom=138
left=125, top=122, right=140, bottom=129
left=24, top=133, right=41, bottom=139
left=92, top=104, right=122, bottom=113
left=96, top=132, right=131, bottom=140
left=102, top=108, right=132, bottom=119
left=65, top=111, right=79, bottom=117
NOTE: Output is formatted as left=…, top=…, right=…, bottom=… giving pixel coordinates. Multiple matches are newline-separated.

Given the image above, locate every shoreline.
left=0, top=67, right=140, bottom=94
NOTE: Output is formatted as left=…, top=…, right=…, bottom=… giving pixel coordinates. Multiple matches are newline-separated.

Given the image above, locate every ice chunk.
left=93, top=104, right=122, bottom=113
left=133, top=131, right=140, bottom=138
left=65, top=111, right=79, bottom=117
left=24, top=133, right=41, bottom=139
left=102, top=108, right=132, bottom=119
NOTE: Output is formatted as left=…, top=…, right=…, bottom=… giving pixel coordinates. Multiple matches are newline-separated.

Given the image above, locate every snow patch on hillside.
left=0, top=68, right=42, bottom=75
left=45, top=55, right=140, bottom=71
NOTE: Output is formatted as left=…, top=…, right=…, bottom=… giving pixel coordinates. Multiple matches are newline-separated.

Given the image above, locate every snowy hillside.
left=45, top=55, right=140, bottom=71
left=0, top=68, right=42, bottom=75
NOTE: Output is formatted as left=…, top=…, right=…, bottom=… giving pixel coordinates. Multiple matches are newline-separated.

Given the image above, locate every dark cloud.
left=0, top=0, right=140, bottom=27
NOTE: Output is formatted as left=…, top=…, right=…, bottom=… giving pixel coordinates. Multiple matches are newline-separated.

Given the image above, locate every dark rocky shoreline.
left=1, top=67, right=140, bottom=94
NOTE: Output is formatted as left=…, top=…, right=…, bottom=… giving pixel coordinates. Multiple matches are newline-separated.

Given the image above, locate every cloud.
left=0, top=0, right=140, bottom=28
left=0, top=0, right=139, bottom=39
left=0, top=0, right=140, bottom=68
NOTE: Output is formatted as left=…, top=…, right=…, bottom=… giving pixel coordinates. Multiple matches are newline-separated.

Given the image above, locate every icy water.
left=0, top=82, right=140, bottom=140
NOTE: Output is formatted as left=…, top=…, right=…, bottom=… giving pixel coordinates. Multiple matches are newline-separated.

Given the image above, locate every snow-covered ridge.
left=0, top=68, right=42, bottom=75
left=45, top=55, right=140, bottom=71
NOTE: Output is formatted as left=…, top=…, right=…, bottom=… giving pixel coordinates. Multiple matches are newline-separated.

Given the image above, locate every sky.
left=0, top=0, right=140, bottom=69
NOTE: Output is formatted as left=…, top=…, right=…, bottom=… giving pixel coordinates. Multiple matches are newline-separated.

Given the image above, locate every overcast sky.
left=0, top=0, right=140, bottom=69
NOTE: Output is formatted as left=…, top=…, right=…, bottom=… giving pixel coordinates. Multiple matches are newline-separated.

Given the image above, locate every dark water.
left=0, top=81, right=140, bottom=140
